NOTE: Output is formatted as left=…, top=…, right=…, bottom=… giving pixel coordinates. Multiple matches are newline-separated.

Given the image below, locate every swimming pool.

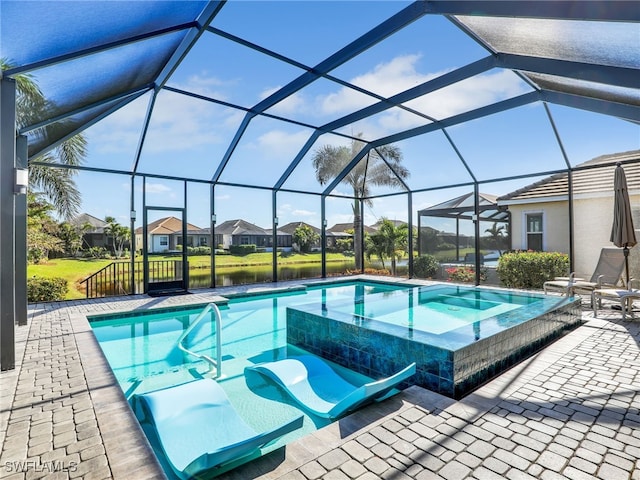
left=89, top=279, right=581, bottom=476
left=89, top=280, right=408, bottom=477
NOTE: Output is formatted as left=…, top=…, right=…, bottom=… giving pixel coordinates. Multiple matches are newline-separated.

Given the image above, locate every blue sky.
left=73, top=1, right=639, bottom=235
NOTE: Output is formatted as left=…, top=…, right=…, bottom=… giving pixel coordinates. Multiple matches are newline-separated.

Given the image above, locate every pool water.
left=328, top=285, right=536, bottom=335
left=90, top=282, right=404, bottom=392
left=89, top=280, right=407, bottom=477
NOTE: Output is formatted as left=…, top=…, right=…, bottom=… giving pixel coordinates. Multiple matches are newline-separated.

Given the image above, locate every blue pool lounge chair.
left=133, top=379, right=304, bottom=479
left=246, top=355, right=416, bottom=420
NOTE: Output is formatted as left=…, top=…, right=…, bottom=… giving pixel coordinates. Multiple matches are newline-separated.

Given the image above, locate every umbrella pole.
left=624, top=245, right=630, bottom=289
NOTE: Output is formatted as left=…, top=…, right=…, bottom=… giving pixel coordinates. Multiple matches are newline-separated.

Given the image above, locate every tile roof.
left=278, top=221, right=321, bottom=235
left=215, top=219, right=268, bottom=235
left=498, top=150, right=640, bottom=204
left=70, top=213, right=108, bottom=232
left=134, top=216, right=202, bottom=234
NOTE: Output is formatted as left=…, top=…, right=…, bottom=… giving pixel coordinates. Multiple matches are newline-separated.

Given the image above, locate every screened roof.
left=418, top=192, right=509, bottom=223
left=2, top=1, right=639, bottom=204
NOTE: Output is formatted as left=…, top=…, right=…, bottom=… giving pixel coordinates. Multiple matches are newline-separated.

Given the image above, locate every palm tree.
left=2, top=58, right=86, bottom=219
left=484, top=223, right=507, bottom=253
left=312, top=134, right=409, bottom=270
left=367, top=219, right=409, bottom=275
left=105, top=216, right=130, bottom=258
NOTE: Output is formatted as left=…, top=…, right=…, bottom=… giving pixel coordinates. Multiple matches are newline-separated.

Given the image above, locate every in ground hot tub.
left=286, top=284, right=582, bottom=398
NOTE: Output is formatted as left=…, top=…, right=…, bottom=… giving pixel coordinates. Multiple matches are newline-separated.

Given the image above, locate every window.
left=159, top=236, right=168, bottom=246
left=199, top=236, right=207, bottom=246
left=526, top=213, right=543, bottom=251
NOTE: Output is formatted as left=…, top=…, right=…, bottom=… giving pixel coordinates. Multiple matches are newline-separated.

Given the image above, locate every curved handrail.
left=177, top=303, right=222, bottom=378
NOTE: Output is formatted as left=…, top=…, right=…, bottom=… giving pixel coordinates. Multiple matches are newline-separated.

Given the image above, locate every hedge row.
left=497, top=251, right=569, bottom=289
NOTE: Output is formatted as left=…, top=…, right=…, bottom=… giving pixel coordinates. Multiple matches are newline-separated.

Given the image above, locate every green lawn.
left=28, top=258, right=114, bottom=300
left=28, top=252, right=356, bottom=300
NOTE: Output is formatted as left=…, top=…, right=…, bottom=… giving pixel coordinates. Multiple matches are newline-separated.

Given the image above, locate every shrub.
left=187, top=246, right=211, bottom=256
left=445, top=266, right=487, bottom=283
left=413, top=254, right=440, bottom=278
left=27, top=276, right=68, bottom=302
left=345, top=268, right=390, bottom=276
left=497, top=251, right=569, bottom=289
left=435, top=242, right=456, bottom=251
left=85, top=246, right=110, bottom=259
left=229, top=244, right=257, bottom=255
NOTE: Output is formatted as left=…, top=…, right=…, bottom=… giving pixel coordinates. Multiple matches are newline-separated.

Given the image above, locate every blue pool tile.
left=286, top=287, right=582, bottom=399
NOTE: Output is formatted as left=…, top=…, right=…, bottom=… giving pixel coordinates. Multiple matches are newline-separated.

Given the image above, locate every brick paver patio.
left=0, top=278, right=638, bottom=479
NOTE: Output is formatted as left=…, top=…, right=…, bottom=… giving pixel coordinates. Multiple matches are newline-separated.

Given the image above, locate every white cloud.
left=319, top=55, right=526, bottom=138
left=322, top=54, right=433, bottom=116
left=253, top=129, right=311, bottom=159
left=142, top=92, right=227, bottom=153
left=144, top=183, right=172, bottom=194
left=178, top=72, right=231, bottom=100
left=262, top=86, right=307, bottom=115
left=292, top=209, right=315, bottom=217
left=86, top=95, right=148, bottom=154
left=403, top=69, right=527, bottom=120
left=88, top=74, right=241, bottom=156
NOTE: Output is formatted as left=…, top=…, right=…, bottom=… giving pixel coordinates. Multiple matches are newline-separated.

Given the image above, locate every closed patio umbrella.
left=610, top=162, right=637, bottom=288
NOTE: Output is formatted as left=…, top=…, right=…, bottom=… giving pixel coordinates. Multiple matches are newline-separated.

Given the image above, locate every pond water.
left=188, top=261, right=409, bottom=287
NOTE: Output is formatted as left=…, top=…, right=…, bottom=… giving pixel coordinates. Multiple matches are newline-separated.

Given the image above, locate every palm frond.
left=4, top=58, right=86, bottom=218
left=29, top=164, right=81, bottom=219
left=55, top=134, right=87, bottom=167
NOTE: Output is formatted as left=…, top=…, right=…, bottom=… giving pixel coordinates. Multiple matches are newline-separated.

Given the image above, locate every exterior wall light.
left=14, top=168, right=28, bottom=195
left=211, top=214, right=216, bottom=224
left=274, top=217, right=279, bottom=226
left=130, top=210, right=137, bottom=221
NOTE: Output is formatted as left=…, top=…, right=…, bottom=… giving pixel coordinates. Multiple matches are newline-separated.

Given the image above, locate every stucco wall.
left=573, top=195, right=615, bottom=277
left=507, top=192, right=640, bottom=283
left=508, top=201, right=570, bottom=254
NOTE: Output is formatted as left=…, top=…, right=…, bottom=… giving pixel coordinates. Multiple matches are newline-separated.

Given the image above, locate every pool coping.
left=69, top=312, right=167, bottom=479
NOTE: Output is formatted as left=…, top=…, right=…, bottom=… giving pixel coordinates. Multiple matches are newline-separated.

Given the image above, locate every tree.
left=26, top=193, right=64, bottom=263
left=484, top=223, right=507, bottom=252
left=366, top=219, right=409, bottom=275
left=292, top=224, right=320, bottom=253
left=311, top=134, right=409, bottom=270
left=2, top=58, right=87, bottom=219
left=104, top=216, right=130, bottom=258
left=419, top=225, right=439, bottom=254
left=58, top=221, right=90, bottom=257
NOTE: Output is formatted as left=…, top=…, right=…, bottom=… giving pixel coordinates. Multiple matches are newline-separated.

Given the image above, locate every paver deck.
left=0, top=278, right=638, bottom=480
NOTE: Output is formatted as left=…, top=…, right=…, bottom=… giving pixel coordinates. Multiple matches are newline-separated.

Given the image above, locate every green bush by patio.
left=27, top=276, right=69, bottom=302
left=497, top=251, right=569, bottom=289
left=413, top=254, right=440, bottom=278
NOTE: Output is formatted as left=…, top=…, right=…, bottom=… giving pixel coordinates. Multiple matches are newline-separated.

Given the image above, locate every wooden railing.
left=80, top=259, right=185, bottom=298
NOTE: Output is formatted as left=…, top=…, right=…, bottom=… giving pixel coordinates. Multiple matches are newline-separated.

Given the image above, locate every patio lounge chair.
left=543, top=247, right=626, bottom=305
left=593, top=279, right=640, bottom=320
left=464, top=252, right=484, bottom=265
left=132, top=379, right=304, bottom=480
left=245, top=355, right=416, bottom=420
